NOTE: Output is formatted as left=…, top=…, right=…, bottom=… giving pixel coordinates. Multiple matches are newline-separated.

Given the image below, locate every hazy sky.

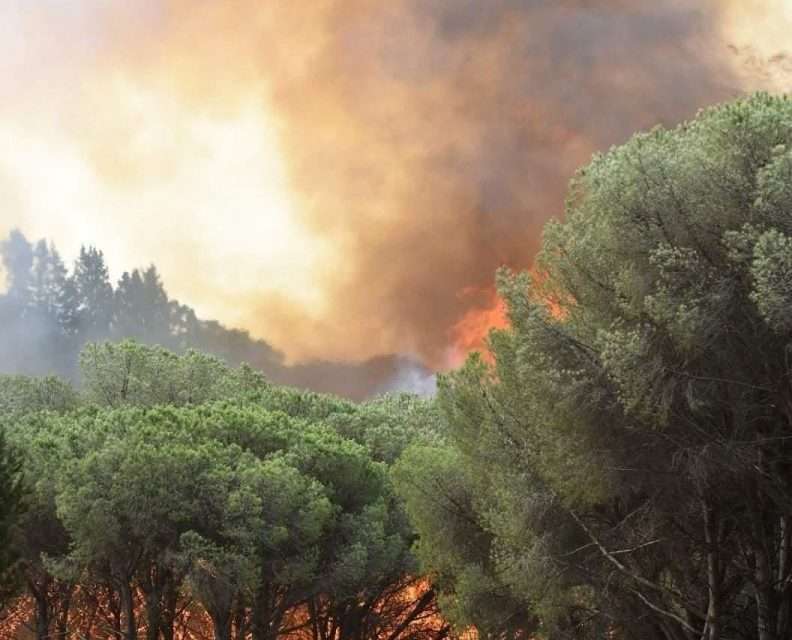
left=2, top=1, right=790, bottom=367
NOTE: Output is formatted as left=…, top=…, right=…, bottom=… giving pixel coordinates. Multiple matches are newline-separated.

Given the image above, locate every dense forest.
left=0, top=238, right=432, bottom=400
left=0, top=340, right=447, bottom=640
left=3, top=94, right=792, bottom=640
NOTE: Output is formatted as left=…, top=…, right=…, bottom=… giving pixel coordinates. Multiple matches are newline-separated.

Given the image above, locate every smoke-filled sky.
left=2, top=0, right=791, bottom=370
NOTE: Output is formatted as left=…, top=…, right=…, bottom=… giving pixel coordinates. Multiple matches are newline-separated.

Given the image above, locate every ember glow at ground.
left=2, top=1, right=791, bottom=378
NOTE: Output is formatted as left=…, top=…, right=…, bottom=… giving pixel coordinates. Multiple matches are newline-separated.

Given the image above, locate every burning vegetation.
left=0, top=578, right=449, bottom=640
left=2, top=2, right=792, bottom=640
left=5, top=92, right=792, bottom=640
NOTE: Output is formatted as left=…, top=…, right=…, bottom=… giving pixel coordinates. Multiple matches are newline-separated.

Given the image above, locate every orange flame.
left=446, top=271, right=570, bottom=368
left=0, top=578, right=454, bottom=640
left=448, top=287, right=508, bottom=367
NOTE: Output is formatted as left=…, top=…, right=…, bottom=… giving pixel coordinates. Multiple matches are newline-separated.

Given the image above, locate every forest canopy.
left=0, top=340, right=446, bottom=640
left=394, top=93, right=792, bottom=640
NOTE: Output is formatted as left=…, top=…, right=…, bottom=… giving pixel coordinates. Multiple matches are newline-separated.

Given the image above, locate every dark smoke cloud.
left=236, top=0, right=747, bottom=366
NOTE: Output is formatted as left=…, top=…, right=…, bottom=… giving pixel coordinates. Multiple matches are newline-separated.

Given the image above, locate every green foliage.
left=748, top=228, right=792, bottom=331
left=2, top=340, right=438, bottom=640
left=339, top=393, right=446, bottom=464
left=0, top=428, right=25, bottom=608
left=0, top=375, right=77, bottom=417
left=393, top=443, right=540, bottom=639
left=397, top=93, right=792, bottom=639
left=79, top=340, right=270, bottom=407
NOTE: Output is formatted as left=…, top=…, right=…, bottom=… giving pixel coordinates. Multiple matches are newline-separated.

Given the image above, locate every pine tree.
left=114, top=266, right=171, bottom=345
left=29, top=241, right=67, bottom=321
left=0, top=229, right=33, bottom=304
left=71, top=246, right=114, bottom=342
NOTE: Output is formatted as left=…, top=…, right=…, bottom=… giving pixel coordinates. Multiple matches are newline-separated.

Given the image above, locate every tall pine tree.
left=70, top=246, right=114, bottom=343
left=114, top=266, right=171, bottom=345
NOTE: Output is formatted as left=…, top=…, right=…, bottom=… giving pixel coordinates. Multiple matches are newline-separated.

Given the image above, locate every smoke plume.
left=1, top=1, right=791, bottom=382
left=232, top=0, right=789, bottom=366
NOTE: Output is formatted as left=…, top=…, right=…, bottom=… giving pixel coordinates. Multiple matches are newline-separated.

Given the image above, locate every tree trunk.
left=755, top=537, right=777, bottom=640
left=776, top=515, right=791, bottom=639
left=33, top=591, right=51, bottom=640
left=108, top=585, right=123, bottom=640
left=160, top=578, right=179, bottom=640
left=55, top=584, right=73, bottom=640
left=28, top=576, right=55, bottom=640
left=702, top=499, right=721, bottom=640
left=232, top=602, right=247, bottom=640
left=308, top=598, right=321, bottom=640
left=120, top=581, right=138, bottom=640
left=211, top=609, right=232, bottom=640
left=251, top=581, right=274, bottom=640
left=145, top=591, right=162, bottom=640
left=81, top=594, right=98, bottom=640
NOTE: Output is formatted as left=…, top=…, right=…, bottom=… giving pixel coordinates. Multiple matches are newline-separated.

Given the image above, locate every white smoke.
left=384, top=364, right=437, bottom=397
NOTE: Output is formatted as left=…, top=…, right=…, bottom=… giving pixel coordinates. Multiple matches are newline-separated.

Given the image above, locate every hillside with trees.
left=0, top=237, right=430, bottom=400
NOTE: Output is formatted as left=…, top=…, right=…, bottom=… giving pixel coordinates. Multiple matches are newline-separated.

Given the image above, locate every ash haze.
left=1, top=1, right=791, bottom=381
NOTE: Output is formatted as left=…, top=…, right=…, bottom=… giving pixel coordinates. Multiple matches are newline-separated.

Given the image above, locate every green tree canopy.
left=396, top=93, right=792, bottom=640
left=1, top=341, right=443, bottom=640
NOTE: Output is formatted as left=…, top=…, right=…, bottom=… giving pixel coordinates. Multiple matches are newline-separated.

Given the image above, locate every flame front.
left=448, top=288, right=509, bottom=367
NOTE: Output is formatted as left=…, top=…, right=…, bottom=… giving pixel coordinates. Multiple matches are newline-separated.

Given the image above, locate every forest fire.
left=3, top=0, right=787, bottom=376
left=2, top=3, right=792, bottom=640
left=446, top=271, right=568, bottom=368
left=448, top=288, right=508, bottom=367
left=0, top=579, right=449, bottom=640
